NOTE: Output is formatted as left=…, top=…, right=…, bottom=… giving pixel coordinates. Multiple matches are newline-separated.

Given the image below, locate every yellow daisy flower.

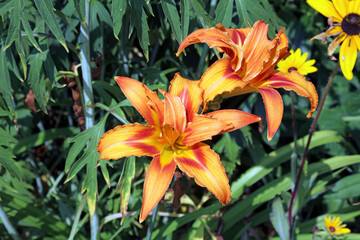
left=325, top=216, right=351, bottom=235
left=277, top=48, right=318, bottom=75
left=307, top=0, right=360, bottom=80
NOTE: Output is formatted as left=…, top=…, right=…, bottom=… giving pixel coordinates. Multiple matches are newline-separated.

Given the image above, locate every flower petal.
left=97, top=123, right=163, bottom=160
left=140, top=150, right=177, bottom=222
left=340, top=36, right=357, bottom=80
left=204, top=109, right=261, bottom=134
left=163, top=92, right=187, bottom=134
left=311, top=25, right=343, bottom=42
left=328, top=32, right=347, bottom=56
left=174, top=143, right=231, bottom=204
left=260, top=71, right=318, bottom=118
left=181, top=115, right=232, bottom=146
left=307, top=0, right=343, bottom=22
left=200, top=58, right=247, bottom=105
left=257, top=88, right=283, bottom=141
left=168, top=73, right=203, bottom=123
left=115, top=77, right=160, bottom=126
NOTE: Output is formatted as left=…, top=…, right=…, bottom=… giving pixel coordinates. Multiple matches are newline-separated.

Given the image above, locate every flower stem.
left=288, top=62, right=339, bottom=237
left=0, top=203, right=21, bottom=240
left=79, top=1, right=98, bottom=239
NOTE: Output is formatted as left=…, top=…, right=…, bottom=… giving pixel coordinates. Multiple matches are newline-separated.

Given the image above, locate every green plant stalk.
left=79, top=0, right=98, bottom=239
left=68, top=196, right=87, bottom=240
left=288, top=62, right=340, bottom=238
left=0, top=203, right=21, bottom=240
left=146, top=203, right=159, bottom=240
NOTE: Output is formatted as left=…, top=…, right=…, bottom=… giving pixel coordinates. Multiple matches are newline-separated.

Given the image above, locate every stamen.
left=288, top=67, right=297, bottom=73
left=341, top=14, right=360, bottom=35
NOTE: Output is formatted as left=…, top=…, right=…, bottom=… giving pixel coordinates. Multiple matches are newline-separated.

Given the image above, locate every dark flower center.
left=330, top=226, right=336, bottom=232
left=341, top=13, right=360, bottom=35
left=288, top=67, right=297, bottom=73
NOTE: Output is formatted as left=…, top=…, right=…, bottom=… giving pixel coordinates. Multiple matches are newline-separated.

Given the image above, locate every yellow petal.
left=340, top=36, right=357, bottom=80
left=333, top=0, right=347, bottom=18
left=174, top=143, right=231, bottom=204
left=140, top=150, right=177, bottom=222
left=307, top=0, right=343, bottom=22
left=257, top=88, right=283, bottom=141
left=97, top=123, right=163, bottom=160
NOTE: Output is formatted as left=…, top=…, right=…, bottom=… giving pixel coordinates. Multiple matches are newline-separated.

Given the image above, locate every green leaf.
left=161, top=0, right=182, bottom=44
left=0, top=0, right=13, bottom=15
left=325, top=173, right=360, bottom=199
left=234, top=0, right=284, bottom=36
left=93, top=1, right=113, bottom=27
left=27, top=50, right=48, bottom=112
left=5, top=48, right=23, bottom=82
left=222, top=155, right=360, bottom=234
left=65, top=126, right=98, bottom=173
left=43, top=50, right=63, bottom=88
left=82, top=114, right=109, bottom=217
left=33, top=0, right=69, bottom=52
left=0, top=46, right=14, bottom=115
left=21, top=10, right=43, bottom=53
left=73, top=0, right=85, bottom=24
left=215, top=0, right=233, bottom=28
left=112, top=0, right=127, bottom=39
left=99, top=160, right=111, bottom=188
left=230, top=131, right=344, bottom=200
left=150, top=204, right=221, bottom=239
left=130, top=0, right=150, bottom=61
left=120, top=156, right=135, bottom=224
left=270, top=196, right=289, bottom=240
left=180, top=0, right=189, bottom=41
left=13, top=127, right=79, bottom=155
left=4, top=0, right=20, bottom=50
left=0, top=128, right=20, bottom=180
left=15, top=37, right=28, bottom=79
left=189, top=0, right=214, bottom=27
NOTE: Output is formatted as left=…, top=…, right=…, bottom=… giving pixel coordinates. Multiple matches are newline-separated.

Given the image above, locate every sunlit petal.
left=175, top=143, right=231, bottom=204
left=163, top=92, right=187, bottom=134
left=200, top=58, right=247, bottom=105
left=140, top=151, right=177, bottom=222
left=340, top=36, right=357, bottom=80
left=168, top=73, right=203, bottom=123
left=181, top=115, right=232, bottom=146
left=260, top=71, right=318, bottom=118
left=204, top=109, right=261, bottom=134
left=257, top=88, right=283, bottom=141
left=115, top=77, right=160, bottom=126
left=97, top=123, right=163, bottom=160
left=307, top=0, right=343, bottom=22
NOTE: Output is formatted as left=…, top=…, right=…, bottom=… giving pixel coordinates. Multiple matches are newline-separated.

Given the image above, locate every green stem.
left=68, top=196, right=87, bottom=240
left=0, top=203, right=21, bottom=240
left=79, top=1, right=98, bottom=239
left=288, top=62, right=340, bottom=239
left=146, top=203, right=159, bottom=240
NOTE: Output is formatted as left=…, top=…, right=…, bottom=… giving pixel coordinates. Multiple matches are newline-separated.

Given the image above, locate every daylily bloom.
left=177, top=20, right=318, bottom=140
left=97, top=73, right=260, bottom=222
left=325, top=216, right=351, bottom=235
left=307, top=0, right=360, bottom=80
left=277, top=48, right=318, bottom=75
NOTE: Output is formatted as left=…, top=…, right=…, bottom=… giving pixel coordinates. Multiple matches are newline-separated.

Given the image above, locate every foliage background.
left=0, top=0, right=360, bottom=239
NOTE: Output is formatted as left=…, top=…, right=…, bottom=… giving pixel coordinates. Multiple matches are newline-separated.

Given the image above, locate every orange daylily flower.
left=97, top=73, right=260, bottom=222
left=177, top=20, right=318, bottom=140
